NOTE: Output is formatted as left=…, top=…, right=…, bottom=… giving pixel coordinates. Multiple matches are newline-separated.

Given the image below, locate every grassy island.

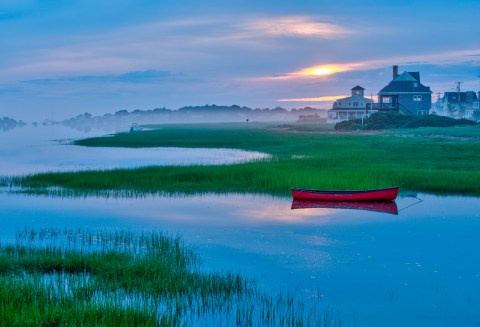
left=9, top=122, right=480, bottom=196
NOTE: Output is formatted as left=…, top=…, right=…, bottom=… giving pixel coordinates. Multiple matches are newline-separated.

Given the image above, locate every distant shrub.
left=334, top=112, right=478, bottom=131
left=333, top=119, right=362, bottom=131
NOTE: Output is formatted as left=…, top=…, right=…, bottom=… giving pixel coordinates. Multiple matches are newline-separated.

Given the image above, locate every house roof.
left=407, top=72, right=420, bottom=82
left=394, top=72, right=417, bottom=82
left=351, top=85, right=364, bottom=90
left=379, top=71, right=431, bottom=94
left=335, top=94, right=373, bottom=103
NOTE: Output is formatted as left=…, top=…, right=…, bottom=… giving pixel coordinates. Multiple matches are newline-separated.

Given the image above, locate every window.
left=417, top=110, right=428, bottom=115
left=353, top=102, right=359, bottom=107
left=474, top=102, right=479, bottom=109
left=382, top=97, right=391, bottom=103
left=413, top=95, right=422, bottom=102
left=355, top=90, right=361, bottom=95
left=413, top=82, right=418, bottom=88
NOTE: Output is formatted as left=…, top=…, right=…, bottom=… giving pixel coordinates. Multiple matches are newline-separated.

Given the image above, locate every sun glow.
left=299, top=65, right=347, bottom=76
left=310, top=67, right=332, bottom=75
left=300, top=67, right=335, bottom=76
left=253, top=62, right=367, bottom=81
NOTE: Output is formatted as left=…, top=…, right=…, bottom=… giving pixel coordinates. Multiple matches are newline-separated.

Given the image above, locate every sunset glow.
left=310, top=67, right=333, bottom=75
left=297, top=63, right=366, bottom=77
left=302, top=66, right=336, bottom=76
left=278, top=94, right=379, bottom=103
left=278, top=95, right=347, bottom=102
left=256, top=64, right=355, bottom=81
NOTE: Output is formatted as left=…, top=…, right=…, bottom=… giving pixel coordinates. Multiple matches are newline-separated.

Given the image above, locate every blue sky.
left=1, top=0, right=479, bottom=120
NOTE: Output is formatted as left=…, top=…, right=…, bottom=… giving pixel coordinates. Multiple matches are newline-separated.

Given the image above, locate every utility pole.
left=456, top=81, right=463, bottom=119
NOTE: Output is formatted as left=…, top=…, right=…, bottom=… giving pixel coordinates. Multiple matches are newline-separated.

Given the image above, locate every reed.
left=10, top=123, right=480, bottom=196
left=0, top=229, right=341, bottom=326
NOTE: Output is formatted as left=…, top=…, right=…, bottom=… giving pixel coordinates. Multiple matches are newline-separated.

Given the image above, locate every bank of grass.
left=335, top=112, right=478, bottom=131
left=11, top=122, right=480, bottom=196
left=389, top=125, right=480, bottom=139
left=0, top=229, right=338, bottom=326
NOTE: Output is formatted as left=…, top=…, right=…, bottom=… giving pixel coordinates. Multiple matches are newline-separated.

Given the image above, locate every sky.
left=1, top=0, right=479, bottom=120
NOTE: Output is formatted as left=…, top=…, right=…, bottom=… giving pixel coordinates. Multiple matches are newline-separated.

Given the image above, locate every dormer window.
left=413, top=82, right=418, bottom=87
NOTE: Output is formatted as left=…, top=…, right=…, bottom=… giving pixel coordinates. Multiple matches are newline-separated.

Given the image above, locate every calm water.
left=0, top=126, right=269, bottom=175
left=1, top=126, right=480, bottom=326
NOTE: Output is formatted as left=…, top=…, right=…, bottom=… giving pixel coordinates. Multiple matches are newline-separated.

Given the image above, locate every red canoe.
left=291, top=199, right=398, bottom=215
left=291, top=186, right=399, bottom=202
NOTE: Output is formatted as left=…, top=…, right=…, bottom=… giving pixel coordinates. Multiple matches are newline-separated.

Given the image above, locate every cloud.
left=1, top=6, right=478, bottom=120
left=22, top=70, right=179, bottom=85
left=239, top=16, right=353, bottom=39
left=0, top=86, right=21, bottom=95
left=4, top=14, right=357, bottom=80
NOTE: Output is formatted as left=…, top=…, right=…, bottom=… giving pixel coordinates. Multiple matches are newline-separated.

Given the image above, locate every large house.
left=433, top=91, right=480, bottom=119
left=328, top=86, right=375, bottom=123
left=375, top=66, right=432, bottom=115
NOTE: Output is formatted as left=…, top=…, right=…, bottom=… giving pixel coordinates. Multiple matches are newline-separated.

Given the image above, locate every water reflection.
left=291, top=199, right=399, bottom=215
left=1, top=190, right=480, bottom=326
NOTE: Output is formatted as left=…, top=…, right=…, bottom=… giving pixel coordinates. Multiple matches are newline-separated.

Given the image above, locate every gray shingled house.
left=434, top=91, right=479, bottom=119
left=376, top=66, right=432, bottom=115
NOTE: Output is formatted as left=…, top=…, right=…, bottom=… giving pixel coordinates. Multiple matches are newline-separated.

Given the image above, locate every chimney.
left=393, top=65, right=399, bottom=80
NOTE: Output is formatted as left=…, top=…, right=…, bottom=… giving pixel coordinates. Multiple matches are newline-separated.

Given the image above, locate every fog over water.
left=0, top=125, right=269, bottom=175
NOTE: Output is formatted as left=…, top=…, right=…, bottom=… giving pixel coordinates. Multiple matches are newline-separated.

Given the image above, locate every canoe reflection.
left=291, top=199, right=398, bottom=215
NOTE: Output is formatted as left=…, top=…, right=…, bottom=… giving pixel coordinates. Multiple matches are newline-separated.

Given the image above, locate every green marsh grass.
left=0, top=229, right=341, bottom=326
left=11, top=123, right=480, bottom=196
left=390, top=125, right=480, bottom=139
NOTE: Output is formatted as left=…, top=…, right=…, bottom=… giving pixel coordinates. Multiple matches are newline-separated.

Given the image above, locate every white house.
left=328, top=86, right=375, bottom=123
